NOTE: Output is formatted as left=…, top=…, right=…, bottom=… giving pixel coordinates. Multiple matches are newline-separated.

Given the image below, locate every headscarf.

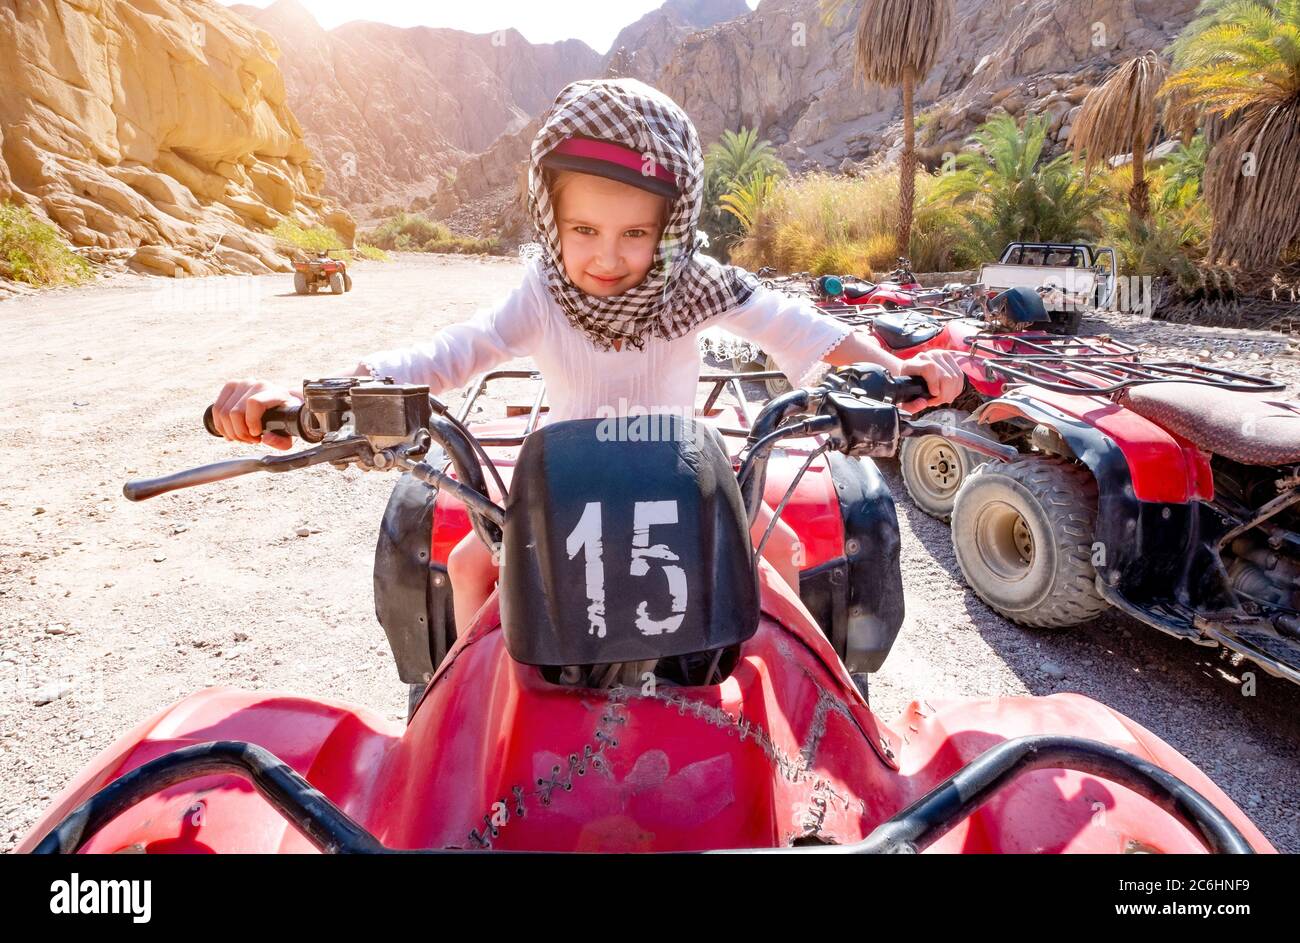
left=525, top=77, right=759, bottom=351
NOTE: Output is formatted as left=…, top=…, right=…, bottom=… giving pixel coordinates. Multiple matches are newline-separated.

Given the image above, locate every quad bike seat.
left=843, top=282, right=876, bottom=300
left=1120, top=382, right=1300, bottom=465
left=873, top=311, right=943, bottom=350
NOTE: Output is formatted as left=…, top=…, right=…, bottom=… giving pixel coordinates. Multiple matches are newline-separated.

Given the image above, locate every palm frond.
left=851, top=0, right=953, bottom=88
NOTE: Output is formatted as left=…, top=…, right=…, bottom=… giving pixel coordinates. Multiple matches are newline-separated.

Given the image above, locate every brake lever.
left=902, top=419, right=1020, bottom=462
left=122, top=437, right=374, bottom=502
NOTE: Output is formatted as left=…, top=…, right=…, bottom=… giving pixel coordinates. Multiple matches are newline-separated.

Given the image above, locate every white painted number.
left=630, top=500, right=688, bottom=636
left=565, top=502, right=607, bottom=638
left=564, top=500, right=688, bottom=638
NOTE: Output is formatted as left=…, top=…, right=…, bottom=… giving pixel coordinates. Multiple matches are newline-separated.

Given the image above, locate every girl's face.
left=550, top=171, right=670, bottom=297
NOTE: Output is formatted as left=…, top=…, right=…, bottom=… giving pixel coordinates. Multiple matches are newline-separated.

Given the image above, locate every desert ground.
left=2, top=253, right=1298, bottom=852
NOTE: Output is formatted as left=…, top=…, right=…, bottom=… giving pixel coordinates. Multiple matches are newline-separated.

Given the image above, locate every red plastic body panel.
left=979, top=390, right=1215, bottom=503
left=871, top=317, right=1216, bottom=504
left=20, top=586, right=1272, bottom=852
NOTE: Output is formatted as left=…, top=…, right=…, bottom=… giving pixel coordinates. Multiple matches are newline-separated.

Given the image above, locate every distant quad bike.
left=293, top=252, right=352, bottom=295
left=17, top=368, right=1271, bottom=853
left=881, top=289, right=1300, bottom=686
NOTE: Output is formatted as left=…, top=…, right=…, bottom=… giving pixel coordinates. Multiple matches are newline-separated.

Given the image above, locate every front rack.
left=30, top=735, right=1255, bottom=854
left=980, top=355, right=1284, bottom=396
left=962, top=331, right=1283, bottom=396
left=453, top=367, right=778, bottom=446
left=966, top=332, right=1139, bottom=361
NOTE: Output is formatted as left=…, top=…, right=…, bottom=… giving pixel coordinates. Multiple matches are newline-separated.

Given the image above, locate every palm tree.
left=718, top=171, right=780, bottom=233
left=703, top=128, right=786, bottom=257
left=827, top=0, right=953, bottom=257
left=929, top=113, right=1106, bottom=259
left=1069, top=51, right=1168, bottom=222
left=1163, top=0, right=1300, bottom=268
left=705, top=128, right=784, bottom=187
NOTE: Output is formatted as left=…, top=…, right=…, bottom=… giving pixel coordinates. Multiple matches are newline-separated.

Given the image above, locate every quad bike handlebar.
left=202, top=402, right=323, bottom=443
left=126, top=367, right=1016, bottom=548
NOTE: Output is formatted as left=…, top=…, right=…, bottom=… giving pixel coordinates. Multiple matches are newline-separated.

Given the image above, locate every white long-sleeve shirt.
left=362, top=258, right=852, bottom=422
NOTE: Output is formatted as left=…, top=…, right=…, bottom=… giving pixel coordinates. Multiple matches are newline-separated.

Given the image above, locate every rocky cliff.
left=406, top=0, right=1205, bottom=246
left=231, top=0, right=604, bottom=210
left=0, top=0, right=353, bottom=277
left=658, top=0, right=1200, bottom=170
left=604, top=0, right=752, bottom=85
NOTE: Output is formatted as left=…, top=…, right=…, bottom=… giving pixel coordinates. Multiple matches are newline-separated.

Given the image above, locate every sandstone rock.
left=0, top=0, right=353, bottom=277
left=655, top=0, right=1200, bottom=169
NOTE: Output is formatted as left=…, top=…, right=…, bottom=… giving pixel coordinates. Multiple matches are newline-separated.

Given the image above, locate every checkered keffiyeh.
left=525, top=77, right=758, bottom=351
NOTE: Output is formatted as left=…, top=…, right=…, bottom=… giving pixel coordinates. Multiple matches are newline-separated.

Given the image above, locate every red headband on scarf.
left=542, top=135, right=680, bottom=199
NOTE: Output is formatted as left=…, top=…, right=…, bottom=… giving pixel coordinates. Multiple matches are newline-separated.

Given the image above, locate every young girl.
left=212, top=78, right=963, bottom=632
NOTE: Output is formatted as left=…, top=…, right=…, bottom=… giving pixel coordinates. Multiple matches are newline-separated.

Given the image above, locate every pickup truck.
left=977, top=242, right=1117, bottom=334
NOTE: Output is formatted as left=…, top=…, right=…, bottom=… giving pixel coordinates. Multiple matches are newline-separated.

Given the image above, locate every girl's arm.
left=212, top=267, right=543, bottom=449
left=821, top=331, right=965, bottom=411
left=718, top=283, right=964, bottom=410
left=360, top=267, right=543, bottom=391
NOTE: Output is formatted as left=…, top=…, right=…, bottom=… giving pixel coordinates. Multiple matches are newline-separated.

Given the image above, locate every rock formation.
left=392, top=0, right=1205, bottom=245
left=657, top=0, right=1201, bottom=169
left=604, top=0, right=751, bottom=85
left=0, top=0, right=353, bottom=277
left=230, top=0, right=604, bottom=210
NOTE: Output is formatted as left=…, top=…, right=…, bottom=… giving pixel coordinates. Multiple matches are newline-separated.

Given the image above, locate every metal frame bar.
left=981, top=355, right=1284, bottom=396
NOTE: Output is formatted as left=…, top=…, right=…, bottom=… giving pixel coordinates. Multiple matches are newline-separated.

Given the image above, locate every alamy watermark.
left=1037, top=270, right=1159, bottom=317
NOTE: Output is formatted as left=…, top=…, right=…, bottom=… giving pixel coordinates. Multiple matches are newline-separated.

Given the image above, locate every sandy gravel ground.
left=2, top=254, right=1297, bottom=852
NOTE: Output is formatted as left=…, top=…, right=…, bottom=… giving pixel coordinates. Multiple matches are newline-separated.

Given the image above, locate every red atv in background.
left=714, top=261, right=971, bottom=397
left=293, top=251, right=353, bottom=295
left=809, top=258, right=960, bottom=312
left=878, top=290, right=1300, bottom=686
left=17, top=369, right=1272, bottom=854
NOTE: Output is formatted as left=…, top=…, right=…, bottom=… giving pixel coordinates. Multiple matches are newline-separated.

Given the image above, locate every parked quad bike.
left=876, top=299, right=1300, bottom=686
left=293, top=252, right=353, bottom=295
left=18, top=367, right=1272, bottom=853
left=711, top=261, right=976, bottom=400
left=811, top=258, right=961, bottom=312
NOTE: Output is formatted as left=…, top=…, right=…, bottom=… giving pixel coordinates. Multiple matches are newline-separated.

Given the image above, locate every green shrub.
left=729, top=168, right=978, bottom=276
left=271, top=219, right=346, bottom=255
left=359, top=213, right=498, bottom=255
left=0, top=202, right=93, bottom=286
left=354, top=242, right=390, bottom=262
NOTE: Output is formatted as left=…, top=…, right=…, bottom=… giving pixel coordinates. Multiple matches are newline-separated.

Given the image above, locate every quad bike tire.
left=951, top=457, right=1108, bottom=628
left=899, top=408, right=988, bottom=521
left=293, top=271, right=308, bottom=295
left=731, top=352, right=792, bottom=399
left=343, top=272, right=353, bottom=292
left=330, top=272, right=345, bottom=294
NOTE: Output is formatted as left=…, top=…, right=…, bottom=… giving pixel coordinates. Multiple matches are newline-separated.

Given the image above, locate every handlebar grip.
left=893, top=375, right=930, bottom=403
left=203, top=404, right=313, bottom=441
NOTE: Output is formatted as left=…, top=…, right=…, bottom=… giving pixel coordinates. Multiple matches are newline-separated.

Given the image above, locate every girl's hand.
left=898, top=350, right=965, bottom=413
left=211, top=379, right=303, bottom=450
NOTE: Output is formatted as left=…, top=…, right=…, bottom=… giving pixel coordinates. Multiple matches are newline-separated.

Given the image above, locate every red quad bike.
left=879, top=294, right=1300, bottom=687
left=721, top=262, right=967, bottom=398
left=810, top=258, right=958, bottom=313
left=18, top=368, right=1273, bottom=854
left=293, top=251, right=353, bottom=295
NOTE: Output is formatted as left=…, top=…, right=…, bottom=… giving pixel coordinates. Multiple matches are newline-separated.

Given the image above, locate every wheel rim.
left=912, top=437, right=964, bottom=501
left=763, top=355, right=791, bottom=396
left=973, top=500, right=1035, bottom=582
